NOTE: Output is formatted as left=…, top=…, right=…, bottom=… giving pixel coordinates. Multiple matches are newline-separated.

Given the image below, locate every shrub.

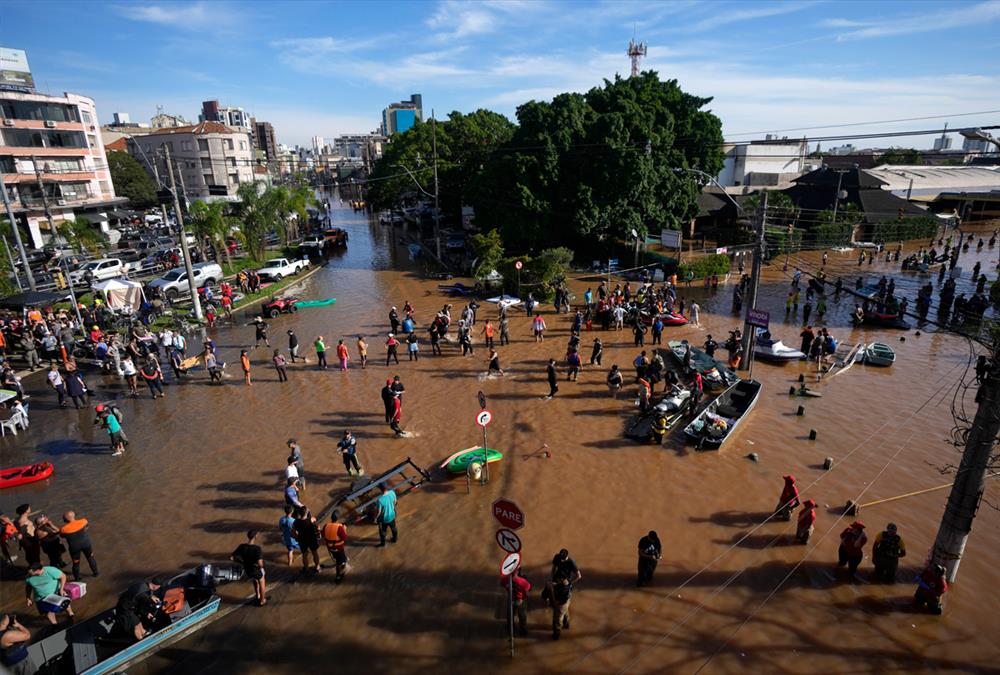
left=677, top=253, right=731, bottom=281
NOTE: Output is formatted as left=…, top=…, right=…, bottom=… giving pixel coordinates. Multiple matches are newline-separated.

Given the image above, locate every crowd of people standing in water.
left=1, top=232, right=992, bottom=660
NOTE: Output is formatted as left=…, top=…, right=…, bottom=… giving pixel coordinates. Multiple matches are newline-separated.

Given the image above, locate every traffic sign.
left=501, top=552, right=521, bottom=576
left=476, top=410, right=493, bottom=427
left=514, top=260, right=523, bottom=270
left=477, top=390, right=487, bottom=410
left=495, top=528, right=522, bottom=553
left=492, top=498, right=525, bottom=530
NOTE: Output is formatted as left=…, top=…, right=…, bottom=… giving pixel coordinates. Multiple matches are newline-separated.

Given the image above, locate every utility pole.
left=150, top=160, right=171, bottom=228
left=740, top=190, right=767, bottom=377
left=2, top=235, right=22, bottom=291
left=927, top=356, right=1000, bottom=585
left=431, top=108, right=442, bottom=259
left=163, top=144, right=203, bottom=320
left=0, top=172, right=37, bottom=290
left=31, top=157, right=82, bottom=325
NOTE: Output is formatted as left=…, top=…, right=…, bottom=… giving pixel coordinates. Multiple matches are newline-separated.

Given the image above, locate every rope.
left=857, top=472, right=1000, bottom=510
left=567, top=360, right=962, bottom=672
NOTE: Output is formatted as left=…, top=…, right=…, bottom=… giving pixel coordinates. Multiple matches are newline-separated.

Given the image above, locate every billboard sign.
left=660, top=229, right=682, bottom=248
left=746, top=307, right=770, bottom=329
left=0, top=47, right=34, bottom=92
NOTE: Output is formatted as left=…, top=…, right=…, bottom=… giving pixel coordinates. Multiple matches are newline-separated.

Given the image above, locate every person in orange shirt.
left=480, top=320, right=495, bottom=349
left=336, top=339, right=349, bottom=371
left=240, top=349, right=252, bottom=386
left=321, top=511, right=348, bottom=582
left=27, top=308, right=42, bottom=325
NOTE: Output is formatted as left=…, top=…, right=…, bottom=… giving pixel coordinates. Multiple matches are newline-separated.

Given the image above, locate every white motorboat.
left=486, top=294, right=522, bottom=309
left=754, top=333, right=805, bottom=363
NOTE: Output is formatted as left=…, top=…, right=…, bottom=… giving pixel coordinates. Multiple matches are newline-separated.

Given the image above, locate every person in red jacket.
left=796, top=499, right=817, bottom=543
left=914, top=563, right=948, bottom=615
left=775, top=475, right=800, bottom=521
left=501, top=567, right=532, bottom=636
left=837, top=521, right=868, bottom=577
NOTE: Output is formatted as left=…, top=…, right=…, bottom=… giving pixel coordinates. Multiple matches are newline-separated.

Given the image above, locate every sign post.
left=493, top=501, right=524, bottom=658
left=744, top=308, right=770, bottom=379
left=475, top=410, right=493, bottom=485
left=500, top=551, right=521, bottom=657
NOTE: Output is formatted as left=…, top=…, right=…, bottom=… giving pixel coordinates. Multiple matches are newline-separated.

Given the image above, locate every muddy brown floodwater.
left=2, top=196, right=999, bottom=675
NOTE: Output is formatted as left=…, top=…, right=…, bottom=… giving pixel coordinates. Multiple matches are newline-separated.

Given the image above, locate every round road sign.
left=514, top=260, right=523, bottom=270
left=476, top=410, right=493, bottom=428
left=495, top=528, right=522, bottom=553
left=501, top=552, right=521, bottom=576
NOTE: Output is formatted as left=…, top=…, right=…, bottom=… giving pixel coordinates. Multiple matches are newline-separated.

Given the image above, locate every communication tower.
left=627, top=38, right=647, bottom=77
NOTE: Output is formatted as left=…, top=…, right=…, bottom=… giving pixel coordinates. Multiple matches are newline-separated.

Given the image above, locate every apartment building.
left=0, top=89, right=124, bottom=247
left=129, top=121, right=254, bottom=201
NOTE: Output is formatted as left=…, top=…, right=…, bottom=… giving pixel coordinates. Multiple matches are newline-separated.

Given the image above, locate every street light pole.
left=0, top=173, right=37, bottom=291
left=740, top=191, right=767, bottom=378
left=431, top=109, right=442, bottom=260
left=163, top=144, right=203, bottom=321
left=31, top=157, right=82, bottom=326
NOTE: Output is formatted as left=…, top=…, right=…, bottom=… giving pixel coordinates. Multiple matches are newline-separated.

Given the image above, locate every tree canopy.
left=366, top=110, right=516, bottom=214
left=107, top=150, right=157, bottom=209
left=469, top=71, right=724, bottom=251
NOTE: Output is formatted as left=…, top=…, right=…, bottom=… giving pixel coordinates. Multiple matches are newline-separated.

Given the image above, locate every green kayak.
left=444, top=447, right=503, bottom=474
left=296, top=298, right=337, bottom=308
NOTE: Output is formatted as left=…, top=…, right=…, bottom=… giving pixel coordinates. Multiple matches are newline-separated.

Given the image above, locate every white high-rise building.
left=311, top=136, right=325, bottom=154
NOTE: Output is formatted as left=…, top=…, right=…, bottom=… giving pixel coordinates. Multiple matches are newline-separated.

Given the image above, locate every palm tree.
left=231, top=181, right=278, bottom=261
left=56, top=216, right=103, bottom=254
left=188, top=200, right=235, bottom=271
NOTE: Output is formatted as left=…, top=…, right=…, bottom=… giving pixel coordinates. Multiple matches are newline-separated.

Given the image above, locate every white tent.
left=91, top=278, right=146, bottom=311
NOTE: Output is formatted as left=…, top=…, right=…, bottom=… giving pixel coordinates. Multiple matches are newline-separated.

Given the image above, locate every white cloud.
left=114, top=2, right=212, bottom=25
left=425, top=0, right=549, bottom=40
left=833, top=0, right=1000, bottom=40
left=688, top=1, right=817, bottom=31
left=270, top=36, right=384, bottom=54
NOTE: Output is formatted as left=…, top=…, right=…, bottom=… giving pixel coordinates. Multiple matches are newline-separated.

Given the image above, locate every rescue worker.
left=871, top=522, right=906, bottom=582
left=774, top=474, right=800, bottom=521
left=914, top=563, right=948, bottom=615
left=321, top=511, right=349, bottom=583
left=650, top=414, right=667, bottom=445
left=837, top=521, right=868, bottom=578
left=796, top=499, right=817, bottom=544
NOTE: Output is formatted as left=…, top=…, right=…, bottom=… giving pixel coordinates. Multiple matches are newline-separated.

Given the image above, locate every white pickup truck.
left=256, top=257, right=309, bottom=281
left=69, top=258, right=126, bottom=285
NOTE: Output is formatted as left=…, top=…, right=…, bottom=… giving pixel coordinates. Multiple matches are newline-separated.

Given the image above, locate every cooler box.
left=38, top=594, right=71, bottom=613
left=64, top=582, right=87, bottom=600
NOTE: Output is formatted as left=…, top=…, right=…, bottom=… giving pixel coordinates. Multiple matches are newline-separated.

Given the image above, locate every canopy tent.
left=91, top=278, right=145, bottom=311
left=0, top=290, right=71, bottom=310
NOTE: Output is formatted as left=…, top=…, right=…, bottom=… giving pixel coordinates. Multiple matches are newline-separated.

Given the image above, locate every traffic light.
left=898, top=208, right=904, bottom=222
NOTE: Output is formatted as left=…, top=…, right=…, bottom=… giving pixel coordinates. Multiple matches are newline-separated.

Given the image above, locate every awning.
left=0, top=290, right=71, bottom=309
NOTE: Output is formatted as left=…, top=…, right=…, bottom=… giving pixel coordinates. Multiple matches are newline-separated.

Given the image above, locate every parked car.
left=256, top=257, right=309, bottom=282
left=147, top=262, right=223, bottom=299
left=68, top=258, right=124, bottom=284
left=299, top=235, right=326, bottom=250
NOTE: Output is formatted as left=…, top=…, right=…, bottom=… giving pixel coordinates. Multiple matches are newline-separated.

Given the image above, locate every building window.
left=58, top=182, right=92, bottom=201
left=1, top=128, right=87, bottom=148
left=87, top=134, right=97, bottom=148
left=228, top=157, right=237, bottom=167
left=181, top=141, right=192, bottom=151
left=225, top=139, right=234, bottom=151
left=99, top=180, right=111, bottom=195
left=0, top=101, right=80, bottom=123
left=203, top=174, right=213, bottom=186
left=229, top=173, right=239, bottom=185
left=201, top=158, right=211, bottom=169
left=81, top=110, right=92, bottom=124
left=198, top=139, right=209, bottom=151
left=240, top=141, right=247, bottom=150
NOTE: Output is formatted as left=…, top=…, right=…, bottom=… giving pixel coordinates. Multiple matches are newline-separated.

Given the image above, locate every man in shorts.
left=231, top=530, right=266, bottom=606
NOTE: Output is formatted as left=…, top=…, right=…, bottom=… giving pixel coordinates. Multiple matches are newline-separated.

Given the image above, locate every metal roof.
left=866, top=165, right=1000, bottom=195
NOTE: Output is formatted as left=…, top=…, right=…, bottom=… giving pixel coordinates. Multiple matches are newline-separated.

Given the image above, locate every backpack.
left=108, top=405, right=124, bottom=424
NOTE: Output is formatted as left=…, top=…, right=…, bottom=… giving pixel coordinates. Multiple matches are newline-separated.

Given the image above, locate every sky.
left=3, top=0, right=1000, bottom=149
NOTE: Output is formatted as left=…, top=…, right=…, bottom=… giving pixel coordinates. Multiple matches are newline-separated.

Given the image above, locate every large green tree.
left=366, top=110, right=515, bottom=214
left=107, top=150, right=157, bottom=208
left=470, top=72, right=725, bottom=251
left=230, top=182, right=279, bottom=261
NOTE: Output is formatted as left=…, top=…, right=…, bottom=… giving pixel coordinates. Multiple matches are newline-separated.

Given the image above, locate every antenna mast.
left=627, top=37, right=647, bottom=78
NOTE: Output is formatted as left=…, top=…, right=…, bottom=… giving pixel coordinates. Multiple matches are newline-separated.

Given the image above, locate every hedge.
left=869, top=217, right=939, bottom=243
left=677, top=253, right=731, bottom=281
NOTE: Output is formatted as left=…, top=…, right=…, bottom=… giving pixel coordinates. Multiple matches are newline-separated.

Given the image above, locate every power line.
left=724, top=109, right=1000, bottom=138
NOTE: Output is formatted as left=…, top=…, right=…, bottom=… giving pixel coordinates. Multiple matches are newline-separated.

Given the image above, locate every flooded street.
left=2, top=196, right=999, bottom=674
